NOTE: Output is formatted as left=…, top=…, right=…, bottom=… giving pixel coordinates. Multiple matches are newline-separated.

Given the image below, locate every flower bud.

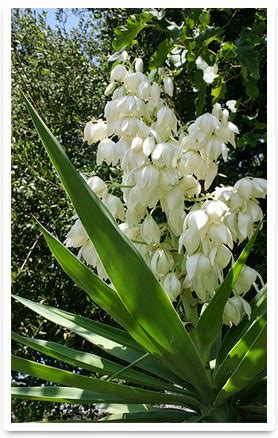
left=163, top=273, right=181, bottom=301
left=151, top=249, right=174, bottom=278
left=141, top=215, right=161, bottom=245
left=84, top=120, right=107, bottom=145
left=104, top=82, right=116, bottom=96
left=131, top=136, right=143, bottom=151
left=163, top=76, right=174, bottom=97
left=142, top=136, right=156, bottom=156
left=135, top=57, right=144, bottom=73
left=151, top=83, right=161, bottom=106
left=87, top=176, right=108, bottom=198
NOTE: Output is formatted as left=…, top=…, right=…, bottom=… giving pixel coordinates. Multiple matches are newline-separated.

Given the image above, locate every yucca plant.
left=11, top=97, right=267, bottom=423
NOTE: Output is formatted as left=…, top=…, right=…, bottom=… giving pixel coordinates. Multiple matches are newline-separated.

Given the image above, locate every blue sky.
left=33, top=8, right=80, bottom=32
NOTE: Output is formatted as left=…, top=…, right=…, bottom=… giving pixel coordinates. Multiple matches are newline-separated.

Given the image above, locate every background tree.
left=11, top=7, right=266, bottom=422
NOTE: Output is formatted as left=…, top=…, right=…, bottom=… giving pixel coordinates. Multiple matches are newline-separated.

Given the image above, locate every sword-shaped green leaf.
left=38, top=223, right=157, bottom=354
left=12, top=332, right=186, bottom=393
left=213, top=311, right=266, bottom=391
left=214, top=324, right=266, bottom=406
left=12, top=295, right=186, bottom=385
left=11, top=356, right=201, bottom=410
left=23, top=95, right=212, bottom=401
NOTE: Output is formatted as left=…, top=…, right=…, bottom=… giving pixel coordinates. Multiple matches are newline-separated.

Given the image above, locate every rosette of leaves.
left=11, top=98, right=266, bottom=423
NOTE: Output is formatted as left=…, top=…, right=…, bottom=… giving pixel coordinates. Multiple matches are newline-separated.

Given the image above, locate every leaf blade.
left=12, top=356, right=201, bottom=410
left=214, top=324, right=266, bottom=406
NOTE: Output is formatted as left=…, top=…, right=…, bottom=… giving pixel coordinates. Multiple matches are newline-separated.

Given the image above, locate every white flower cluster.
left=65, top=57, right=266, bottom=326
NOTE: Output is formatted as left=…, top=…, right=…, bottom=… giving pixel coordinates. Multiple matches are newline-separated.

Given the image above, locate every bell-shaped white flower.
left=163, top=76, right=174, bottom=97
left=77, top=241, right=98, bottom=266
left=233, top=266, right=258, bottom=296
left=193, top=269, right=218, bottom=302
left=203, top=200, right=229, bottom=224
left=180, top=151, right=203, bottom=175
left=151, top=249, right=174, bottom=278
left=163, top=272, right=181, bottom=301
left=84, top=120, right=107, bottom=145
left=151, top=142, right=176, bottom=167
left=110, top=64, right=128, bottom=82
left=122, top=149, right=148, bottom=173
left=125, top=202, right=146, bottom=226
left=208, top=222, right=233, bottom=248
left=119, top=222, right=141, bottom=241
left=213, top=245, right=232, bottom=270
left=141, top=215, right=161, bottom=245
left=120, top=117, right=140, bottom=137
left=159, top=167, right=179, bottom=189
left=237, top=211, right=253, bottom=240
left=179, top=229, right=200, bottom=255
left=134, top=165, right=160, bottom=189
left=97, top=138, right=117, bottom=166
left=160, top=185, right=184, bottom=213
left=246, top=199, right=263, bottom=222
left=196, top=56, right=218, bottom=84
left=124, top=72, right=145, bottom=93
left=87, top=176, right=108, bottom=198
left=206, top=136, right=228, bottom=161
left=65, top=219, right=88, bottom=248
left=234, top=177, right=267, bottom=199
left=156, top=107, right=177, bottom=133
left=226, top=100, right=237, bottom=113
left=185, top=210, right=209, bottom=238
left=167, top=210, right=185, bottom=236
left=102, top=194, right=125, bottom=221
left=138, top=81, right=151, bottom=100
left=186, top=253, right=211, bottom=282
left=181, top=175, right=201, bottom=197
left=223, top=296, right=251, bottom=326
